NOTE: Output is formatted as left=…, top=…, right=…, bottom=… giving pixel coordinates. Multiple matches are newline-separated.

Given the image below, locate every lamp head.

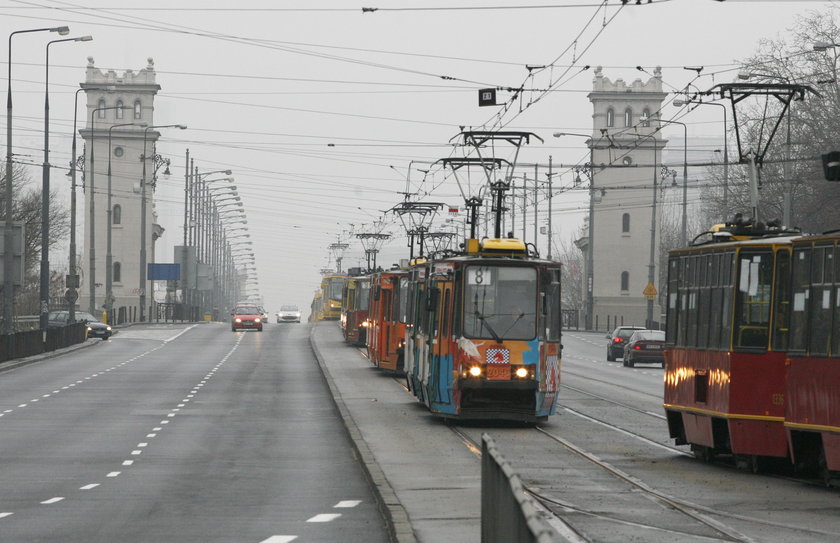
left=814, top=41, right=833, bottom=52
left=737, top=70, right=752, bottom=80
left=77, top=35, right=93, bottom=42
left=54, top=26, right=70, bottom=35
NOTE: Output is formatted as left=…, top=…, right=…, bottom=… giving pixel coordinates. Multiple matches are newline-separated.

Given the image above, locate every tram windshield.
left=328, top=278, right=344, bottom=302
left=463, top=265, right=537, bottom=340
left=357, top=281, right=371, bottom=310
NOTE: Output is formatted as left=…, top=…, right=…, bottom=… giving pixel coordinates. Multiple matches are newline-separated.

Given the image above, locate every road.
left=0, top=323, right=389, bottom=543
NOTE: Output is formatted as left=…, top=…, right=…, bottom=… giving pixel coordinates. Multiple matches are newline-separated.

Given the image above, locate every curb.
left=0, top=338, right=100, bottom=374
left=308, top=324, right=417, bottom=543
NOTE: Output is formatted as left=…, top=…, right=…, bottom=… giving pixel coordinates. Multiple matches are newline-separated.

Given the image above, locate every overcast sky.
left=2, top=0, right=834, bottom=314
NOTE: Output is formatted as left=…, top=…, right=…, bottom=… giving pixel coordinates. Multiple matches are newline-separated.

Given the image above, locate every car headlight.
left=106, top=326, right=112, bottom=331
left=235, top=318, right=242, bottom=323
left=255, top=318, right=261, bottom=323
left=361, top=321, right=370, bottom=327
left=86, top=326, right=92, bottom=331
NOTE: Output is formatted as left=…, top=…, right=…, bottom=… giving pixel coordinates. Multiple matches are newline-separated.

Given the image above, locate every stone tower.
left=79, top=57, right=161, bottom=319
left=584, top=66, right=667, bottom=330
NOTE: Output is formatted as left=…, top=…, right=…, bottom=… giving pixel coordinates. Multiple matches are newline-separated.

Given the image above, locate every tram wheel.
left=818, top=450, right=835, bottom=487
left=692, top=444, right=715, bottom=463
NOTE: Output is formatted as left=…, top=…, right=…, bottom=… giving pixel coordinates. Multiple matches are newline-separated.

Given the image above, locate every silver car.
left=276, top=305, right=301, bottom=323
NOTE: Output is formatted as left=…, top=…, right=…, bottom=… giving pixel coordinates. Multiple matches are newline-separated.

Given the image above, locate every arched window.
left=134, top=100, right=142, bottom=119
left=606, top=108, right=614, bottom=127
left=622, top=213, right=630, bottom=233
left=621, top=271, right=629, bottom=291
left=113, top=204, right=121, bottom=225
left=97, top=99, right=106, bottom=118
left=116, top=100, right=124, bottom=119
left=114, top=262, right=122, bottom=283
left=642, top=108, right=651, bottom=127
left=624, top=107, right=632, bottom=127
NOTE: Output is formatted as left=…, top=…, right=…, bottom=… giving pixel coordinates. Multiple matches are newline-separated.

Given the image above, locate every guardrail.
left=481, top=433, right=563, bottom=543
left=0, top=322, right=88, bottom=365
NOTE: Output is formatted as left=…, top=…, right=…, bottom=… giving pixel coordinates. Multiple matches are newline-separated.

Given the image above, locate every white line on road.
left=107, top=472, right=121, bottom=477
left=40, top=497, right=64, bottom=504
left=0, top=513, right=13, bottom=519
left=260, top=537, right=297, bottom=543
left=80, top=484, right=99, bottom=490
left=306, top=514, right=341, bottom=522
left=153, top=427, right=162, bottom=431
left=138, top=443, right=148, bottom=447
left=122, top=460, right=134, bottom=466
left=146, top=433, right=156, bottom=438
left=334, top=500, right=361, bottom=508
left=131, top=450, right=142, bottom=455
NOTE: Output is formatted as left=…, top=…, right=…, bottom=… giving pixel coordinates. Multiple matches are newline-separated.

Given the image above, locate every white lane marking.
left=260, top=537, right=297, bottom=543
left=138, top=443, right=148, bottom=447
left=80, top=484, right=99, bottom=490
left=166, top=413, right=175, bottom=418
left=146, top=433, right=157, bottom=438
left=3, top=410, right=11, bottom=413
left=334, top=500, right=361, bottom=508
left=42, top=394, right=51, bottom=398
left=0, top=512, right=13, bottom=519
left=162, top=323, right=199, bottom=343
left=107, top=472, right=121, bottom=477
left=17, top=404, right=26, bottom=408
left=30, top=399, right=38, bottom=402
left=177, top=404, right=185, bottom=407
left=153, top=427, right=162, bottom=431
left=172, top=408, right=180, bottom=412
left=122, top=460, right=134, bottom=466
left=131, top=450, right=142, bottom=455
left=160, top=420, right=169, bottom=424
left=306, top=514, right=341, bottom=522
left=41, top=497, right=64, bottom=504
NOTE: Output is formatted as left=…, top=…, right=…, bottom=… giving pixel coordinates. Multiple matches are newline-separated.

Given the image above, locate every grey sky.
left=2, top=0, right=830, bottom=313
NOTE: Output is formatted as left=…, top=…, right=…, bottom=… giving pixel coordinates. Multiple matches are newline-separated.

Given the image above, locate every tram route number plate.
left=486, top=364, right=511, bottom=381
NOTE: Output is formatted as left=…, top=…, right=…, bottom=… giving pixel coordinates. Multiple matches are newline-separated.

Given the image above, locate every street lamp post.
left=106, top=121, right=146, bottom=322
left=629, top=131, right=660, bottom=330
left=40, top=34, right=92, bottom=330
left=141, top=124, right=186, bottom=321
left=5, top=25, right=68, bottom=334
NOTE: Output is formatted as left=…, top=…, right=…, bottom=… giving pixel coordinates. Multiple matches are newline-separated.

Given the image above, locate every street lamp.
left=39, top=34, right=92, bottom=330
left=106, top=121, right=147, bottom=321
left=68, top=85, right=113, bottom=324
left=674, top=97, right=729, bottom=219
left=644, top=115, right=688, bottom=245
left=4, top=25, right=69, bottom=334
left=140, top=124, right=186, bottom=321
left=814, top=41, right=840, bottom=52
left=553, top=131, right=597, bottom=330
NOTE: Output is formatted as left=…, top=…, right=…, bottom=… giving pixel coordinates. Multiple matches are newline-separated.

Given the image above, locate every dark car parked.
left=622, top=329, right=666, bottom=367
left=606, top=325, right=645, bottom=361
left=48, top=311, right=112, bottom=340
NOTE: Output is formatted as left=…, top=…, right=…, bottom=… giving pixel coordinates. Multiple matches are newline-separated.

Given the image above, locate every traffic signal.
left=822, top=151, right=840, bottom=181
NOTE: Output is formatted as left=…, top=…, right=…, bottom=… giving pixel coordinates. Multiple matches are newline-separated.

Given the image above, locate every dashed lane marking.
left=106, top=472, right=120, bottom=477
left=260, top=537, right=297, bottom=543
left=334, top=500, right=361, bottom=508
left=80, top=484, right=99, bottom=490
left=306, top=514, right=341, bottom=522
left=0, top=513, right=13, bottom=519
left=40, top=497, right=64, bottom=505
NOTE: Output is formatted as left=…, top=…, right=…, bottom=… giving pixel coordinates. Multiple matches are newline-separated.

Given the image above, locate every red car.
left=231, top=305, right=263, bottom=332
left=622, top=329, right=665, bottom=367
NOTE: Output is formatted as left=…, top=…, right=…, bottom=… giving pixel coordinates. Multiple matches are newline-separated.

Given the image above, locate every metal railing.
left=0, top=322, right=87, bottom=364
left=481, top=433, right=563, bottom=543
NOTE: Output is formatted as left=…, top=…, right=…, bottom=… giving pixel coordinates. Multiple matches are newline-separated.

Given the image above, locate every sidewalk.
left=310, top=322, right=482, bottom=543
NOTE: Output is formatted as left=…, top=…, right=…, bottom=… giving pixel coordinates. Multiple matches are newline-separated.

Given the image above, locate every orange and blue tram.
left=404, top=238, right=562, bottom=422
left=367, top=268, right=409, bottom=373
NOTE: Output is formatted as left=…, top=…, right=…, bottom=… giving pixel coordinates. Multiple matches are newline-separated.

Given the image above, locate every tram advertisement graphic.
left=486, top=348, right=510, bottom=363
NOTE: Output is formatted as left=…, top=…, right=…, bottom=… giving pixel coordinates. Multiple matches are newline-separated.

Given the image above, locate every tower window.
left=116, top=100, right=124, bottom=119
left=114, top=262, right=122, bottom=283
left=113, top=204, right=121, bottom=225
left=606, top=108, right=614, bottom=127
left=624, top=107, right=632, bottom=127
left=622, top=213, right=630, bottom=233
left=621, top=271, right=629, bottom=291
left=642, top=108, right=651, bottom=127
left=134, top=100, right=142, bottom=119
left=97, top=99, right=106, bottom=118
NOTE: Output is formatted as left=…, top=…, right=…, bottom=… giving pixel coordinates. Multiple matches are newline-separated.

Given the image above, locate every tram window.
left=789, top=248, right=811, bottom=352
left=440, top=289, right=450, bottom=340
left=696, top=255, right=710, bottom=348
left=772, top=249, right=791, bottom=352
left=677, top=256, right=689, bottom=346
left=359, top=282, right=370, bottom=311
left=399, top=277, right=409, bottom=323
left=382, top=289, right=392, bottom=321
left=734, top=251, right=773, bottom=350
left=666, top=258, right=679, bottom=344
left=462, top=266, right=537, bottom=341
left=809, top=246, right=833, bottom=355
left=544, top=268, right=562, bottom=342
left=719, top=252, right=735, bottom=350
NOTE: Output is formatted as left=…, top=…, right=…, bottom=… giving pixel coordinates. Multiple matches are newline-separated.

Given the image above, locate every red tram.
left=340, top=274, right=370, bottom=346
left=366, top=268, right=409, bottom=373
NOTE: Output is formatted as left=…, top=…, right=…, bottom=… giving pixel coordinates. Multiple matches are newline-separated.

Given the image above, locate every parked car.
left=231, top=305, right=263, bottom=332
left=606, top=325, right=645, bottom=361
left=276, top=305, right=301, bottom=323
left=48, top=310, right=112, bottom=340
left=622, top=329, right=666, bottom=367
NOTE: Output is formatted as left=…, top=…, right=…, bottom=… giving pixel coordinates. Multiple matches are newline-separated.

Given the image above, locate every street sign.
left=643, top=282, right=657, bottom=300
left=478, top=88, right=496, bottom=107
left=64, top=289, right=79, bottom=304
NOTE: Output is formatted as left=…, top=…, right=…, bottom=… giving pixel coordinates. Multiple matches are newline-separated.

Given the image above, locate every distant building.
left=579, top=66, right=667, bottom=330
left=78, top=57, right=161, bottom=320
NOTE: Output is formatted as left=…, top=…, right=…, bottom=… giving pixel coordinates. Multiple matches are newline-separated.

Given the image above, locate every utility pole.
left=547, top=156, right=553, bottom=260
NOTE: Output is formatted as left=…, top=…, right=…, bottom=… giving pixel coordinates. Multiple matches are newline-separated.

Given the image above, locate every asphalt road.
left=0, top=323, right=389, bottom=543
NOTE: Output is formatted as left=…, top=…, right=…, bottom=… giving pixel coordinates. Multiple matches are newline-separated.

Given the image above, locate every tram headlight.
left=361, top=320, right=370, bottom=327
left=468, top=365, right=482, bottom=377
left=515, top=367, right=529, bottom=379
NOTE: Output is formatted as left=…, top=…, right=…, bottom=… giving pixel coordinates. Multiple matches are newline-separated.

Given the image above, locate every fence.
left=481, top=433, right=562, bottom=543
left=0, top=322, right=88, bottom=365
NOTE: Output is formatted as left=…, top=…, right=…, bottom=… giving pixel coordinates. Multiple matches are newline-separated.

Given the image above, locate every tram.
left=341, top=273, right=371, bottom=346
left=367, top=268, right=409, bottom=373
left=320, top=274, right=346, bottom=321
left=664, top=220, right=799, bottom=466
left=404, top=237, right=562, bottom=423
left=309, top=290, right=324, bottom=322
